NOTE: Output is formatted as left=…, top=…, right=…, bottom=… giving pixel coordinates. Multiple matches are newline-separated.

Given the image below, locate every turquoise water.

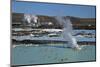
left=11, top=44, right=96, bottom=65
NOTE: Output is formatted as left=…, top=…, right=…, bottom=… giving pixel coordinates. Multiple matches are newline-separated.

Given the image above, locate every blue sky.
left=12, top=1, right=96, bottom=18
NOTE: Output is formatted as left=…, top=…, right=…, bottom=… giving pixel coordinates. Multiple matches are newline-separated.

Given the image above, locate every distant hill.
left=12, top=13, right=96, bottom=29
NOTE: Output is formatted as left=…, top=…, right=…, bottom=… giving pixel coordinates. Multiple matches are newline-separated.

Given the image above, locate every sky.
left=12, top=1, right=96, bottom=18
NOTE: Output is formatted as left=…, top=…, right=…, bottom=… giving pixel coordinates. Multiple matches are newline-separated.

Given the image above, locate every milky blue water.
left=11, top=44, right=96, bottom=65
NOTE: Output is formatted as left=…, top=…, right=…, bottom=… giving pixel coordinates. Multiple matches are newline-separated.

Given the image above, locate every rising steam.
left=55, top=16, right=80, bottom=49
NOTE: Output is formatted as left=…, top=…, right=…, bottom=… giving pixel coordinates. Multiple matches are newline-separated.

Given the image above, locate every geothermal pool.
left=11, top=44, right=96, bottom=65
